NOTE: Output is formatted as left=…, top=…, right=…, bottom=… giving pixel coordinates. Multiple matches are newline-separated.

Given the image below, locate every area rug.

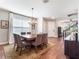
left=3, top=42, right=54, bottom=59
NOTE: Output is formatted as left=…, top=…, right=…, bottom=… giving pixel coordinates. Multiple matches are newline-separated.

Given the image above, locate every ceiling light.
left=43, top=0, right=49, bottom=3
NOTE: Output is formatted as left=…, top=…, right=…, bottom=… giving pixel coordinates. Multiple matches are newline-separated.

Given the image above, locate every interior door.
left=47, top=21, right=56, bottom=37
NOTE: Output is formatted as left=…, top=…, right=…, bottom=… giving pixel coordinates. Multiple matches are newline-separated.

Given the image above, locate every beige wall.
left=0, top=10, right=9, bottom=45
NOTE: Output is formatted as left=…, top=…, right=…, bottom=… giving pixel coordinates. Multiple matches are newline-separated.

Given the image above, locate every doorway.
left=43, top=18, right=57, bottom=37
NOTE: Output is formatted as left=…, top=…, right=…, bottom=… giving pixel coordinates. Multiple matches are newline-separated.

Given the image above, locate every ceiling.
left=0, top=0, right=78, bottom=18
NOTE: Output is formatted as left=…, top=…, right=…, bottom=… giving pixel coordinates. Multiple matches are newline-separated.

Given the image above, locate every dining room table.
left=21, top=34, right=37, bottom=45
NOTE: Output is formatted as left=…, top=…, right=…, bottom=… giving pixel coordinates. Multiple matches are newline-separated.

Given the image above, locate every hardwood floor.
left=0, top=46, right=5, bottom=59
left=39, top=37, right=67, bottom=59
left=0, top=38, right=68, bottom=59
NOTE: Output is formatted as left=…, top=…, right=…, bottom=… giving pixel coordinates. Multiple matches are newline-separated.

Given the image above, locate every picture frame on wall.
left=1, top=20, right=9, bottom=29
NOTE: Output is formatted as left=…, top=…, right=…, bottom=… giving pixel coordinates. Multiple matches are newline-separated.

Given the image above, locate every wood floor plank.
left=39, top=38, right=67, bottom=59
left=0, top=46, right=6, bottom=59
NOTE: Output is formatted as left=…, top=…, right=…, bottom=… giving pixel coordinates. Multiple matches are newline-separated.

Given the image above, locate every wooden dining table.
left=21, top=34, right=37, bottom=45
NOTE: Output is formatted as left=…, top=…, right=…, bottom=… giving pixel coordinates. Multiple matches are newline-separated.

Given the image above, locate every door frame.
left=43, top=17, right=57, bottom=38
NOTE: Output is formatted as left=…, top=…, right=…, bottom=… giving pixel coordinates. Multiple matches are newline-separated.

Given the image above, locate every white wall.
left=0, top=10, right=9, bottom=44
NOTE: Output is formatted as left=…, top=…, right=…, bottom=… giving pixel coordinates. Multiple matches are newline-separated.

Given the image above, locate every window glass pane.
left=12, top=14, right=31, bottom=34
left=13, top=18, right=22, bottom=27
left=22, top=20, right=29, bottom=27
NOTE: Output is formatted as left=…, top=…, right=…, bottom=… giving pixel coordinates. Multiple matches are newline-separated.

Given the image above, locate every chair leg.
left=40, top=44, right=43, bottom=50
left=45, top=44, right=47, bottom=48
left=14, top=43, right=16, bottom=50
left=19, top=47, right=22, bottom=55
left=35, top=46, right=38, bottom=53
left=29, top=45, right=31, bottom=51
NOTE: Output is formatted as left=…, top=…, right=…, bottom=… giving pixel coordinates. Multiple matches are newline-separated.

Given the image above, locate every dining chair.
left=27, top=32, right=31, bottom=34
left=13, top=34, right=30, bottom=55
left=32, top=34, right=43, bottom=52
left=13, top=34, right=18, bottom=50
left=21, top=32, right=27, bottom=41
left=21, top=32, right=26, bottom=35
left=19, top=34, right=32, bottom=55
left=42, top=33, right=48, bottom=47
left=13, top=34, right=23, bottom=51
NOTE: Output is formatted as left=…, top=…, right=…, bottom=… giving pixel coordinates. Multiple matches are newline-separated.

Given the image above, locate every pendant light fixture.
left=32, top=8, right=34, bottom=23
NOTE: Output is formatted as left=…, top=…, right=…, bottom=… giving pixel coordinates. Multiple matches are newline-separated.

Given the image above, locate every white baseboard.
left=0, top=41, right=9, bottom=45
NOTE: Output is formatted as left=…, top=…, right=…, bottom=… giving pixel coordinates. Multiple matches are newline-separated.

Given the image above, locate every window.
left=12, top=14, right=31, bottom=35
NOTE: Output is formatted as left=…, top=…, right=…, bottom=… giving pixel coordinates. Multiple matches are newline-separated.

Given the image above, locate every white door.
left=47, top=21, right=56, bottom=37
